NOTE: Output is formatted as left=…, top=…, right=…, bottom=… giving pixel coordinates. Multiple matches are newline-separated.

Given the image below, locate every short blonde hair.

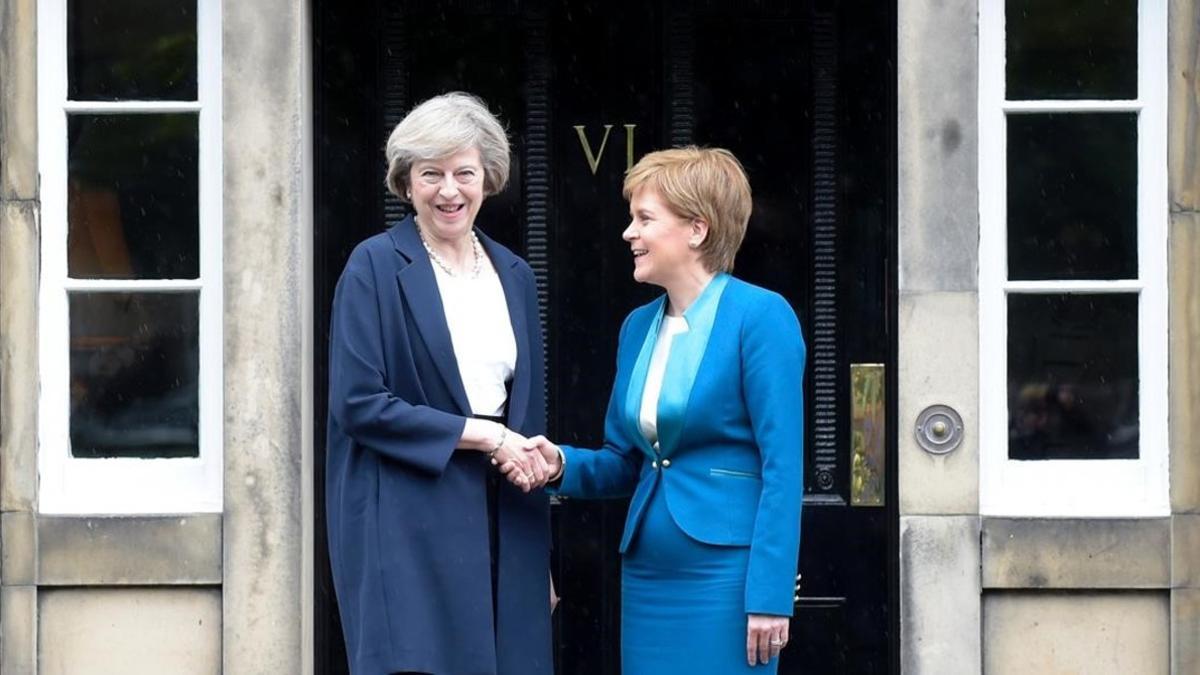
left=622, top=146, right=751, bottom=273
left=384, top=92, right=511, bottom=200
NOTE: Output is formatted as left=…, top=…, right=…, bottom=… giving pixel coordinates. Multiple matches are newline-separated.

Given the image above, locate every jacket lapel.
left=478, top=232, right=531, bottom=432
left=656, top=273, right=730, bottom=457
left=390, top=218, right=474, bottom=417
left=623, top=297, right=666, bottom=456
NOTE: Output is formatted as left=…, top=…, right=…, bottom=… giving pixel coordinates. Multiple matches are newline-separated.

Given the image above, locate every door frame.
left=309, top=2, right=900, bottom=672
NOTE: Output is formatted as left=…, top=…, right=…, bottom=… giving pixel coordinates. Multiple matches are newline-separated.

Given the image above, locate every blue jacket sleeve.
left=552, top=315, right=644, bottom=499
left=742, top=293, right=806, bottom=616
left=327, top=263, right=465, bottom=476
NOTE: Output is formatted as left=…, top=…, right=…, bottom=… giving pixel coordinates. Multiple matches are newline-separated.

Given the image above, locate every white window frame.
left=37, top=0, right=223, bottom=514
left=979, top=0, right=1169, bottom=517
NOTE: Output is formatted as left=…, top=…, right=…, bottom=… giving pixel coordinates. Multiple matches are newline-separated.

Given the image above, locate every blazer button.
left=661, top=459, right=671, bottom=468
left=793, top=595, right=801, bottom=602
left=796, top=573, right=803, bottom=581
left=651, top=460, right=659, bottom=469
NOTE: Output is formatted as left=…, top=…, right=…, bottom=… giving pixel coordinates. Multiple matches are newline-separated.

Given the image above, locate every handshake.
left=488, top=430, right=563, bottom=493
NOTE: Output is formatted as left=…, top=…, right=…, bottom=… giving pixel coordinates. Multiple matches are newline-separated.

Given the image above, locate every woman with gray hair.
left=326, top=92, right=553, bottom=675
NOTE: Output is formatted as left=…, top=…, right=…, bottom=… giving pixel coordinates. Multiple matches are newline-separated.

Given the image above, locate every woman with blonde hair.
left=530, top=146, right=806, bottom=673
left=326, top=92, right=552, bottom=675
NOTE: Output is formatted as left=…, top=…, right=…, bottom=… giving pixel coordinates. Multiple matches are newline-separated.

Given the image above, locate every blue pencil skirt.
left=620, top=486, right=780, bottom=675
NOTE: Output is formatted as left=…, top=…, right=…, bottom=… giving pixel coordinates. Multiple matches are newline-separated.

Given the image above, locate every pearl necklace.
left=416, top=220, right=483, bottom=279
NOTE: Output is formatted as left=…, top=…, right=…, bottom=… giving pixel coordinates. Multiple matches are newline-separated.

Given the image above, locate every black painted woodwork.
left=314, top=1, right=897, bottom=672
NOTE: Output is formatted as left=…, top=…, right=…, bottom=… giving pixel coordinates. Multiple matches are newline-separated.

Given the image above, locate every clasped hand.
left=491, top=434, right=562, bottom=492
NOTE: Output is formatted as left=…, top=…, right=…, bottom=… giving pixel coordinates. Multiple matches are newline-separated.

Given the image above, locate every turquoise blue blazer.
left=556, top=275, right=806, bottom=616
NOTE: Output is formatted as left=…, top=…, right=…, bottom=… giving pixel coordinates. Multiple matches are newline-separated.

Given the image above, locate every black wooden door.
left=314, top=2, right=897, bottom=672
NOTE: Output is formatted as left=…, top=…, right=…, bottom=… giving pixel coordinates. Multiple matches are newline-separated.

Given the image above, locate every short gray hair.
left=384, top=92, right=511, bottom=200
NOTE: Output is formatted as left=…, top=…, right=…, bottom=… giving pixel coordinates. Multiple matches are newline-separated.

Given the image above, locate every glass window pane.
left=69, top=292, right=199, bottom=459
left=1007, top=113, right=1137, bottom=281
left=1008, top=293, right=1138, bottom=461
left=68, top=0, right=197, bottom=101
left=68, top=114, right=199, bottom=279
left=1006, top=0, right=1137, bottom=100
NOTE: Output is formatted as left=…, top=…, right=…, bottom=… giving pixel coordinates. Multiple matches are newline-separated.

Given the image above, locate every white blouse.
left=638, top=314, right=690, bottom=444
left=431, top=256, right=518, bottom=417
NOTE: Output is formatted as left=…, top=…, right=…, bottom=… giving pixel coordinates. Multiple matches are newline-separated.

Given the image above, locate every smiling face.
left=622, top=185, right=706, bottom=288
left=408, top=146, right=485, bottom=242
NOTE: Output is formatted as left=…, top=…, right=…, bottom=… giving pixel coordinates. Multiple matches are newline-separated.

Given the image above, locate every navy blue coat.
left=326, top=216, right=551, bottom=675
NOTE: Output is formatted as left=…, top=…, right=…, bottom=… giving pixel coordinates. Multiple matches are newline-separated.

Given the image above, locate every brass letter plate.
left=850, top=363, right=885, bottom=507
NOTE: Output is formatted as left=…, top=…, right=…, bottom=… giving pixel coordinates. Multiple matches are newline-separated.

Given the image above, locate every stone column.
left=0, top=0, right=41, bottom=671
left=1169, top=1, right=1200, bottom=672
left=222, top=0, right=311, bottom=671
left=897, top=1, right=983, bottom=672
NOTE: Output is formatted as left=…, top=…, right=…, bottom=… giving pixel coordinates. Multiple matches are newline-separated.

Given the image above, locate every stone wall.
left=0, top=0, right=313, bottom=670
left=898, top=0, right=1199, bottom=672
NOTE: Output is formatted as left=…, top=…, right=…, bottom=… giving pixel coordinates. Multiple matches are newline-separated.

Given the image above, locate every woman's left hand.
left=746, top=613, right=789, bottom=666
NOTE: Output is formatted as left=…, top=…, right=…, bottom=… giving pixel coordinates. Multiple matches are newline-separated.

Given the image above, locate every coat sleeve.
left=327, top=262, right=466, bottom=476
left=551, top=314, right=644, bottom=499
left=741, top=292, right=806, bottom=616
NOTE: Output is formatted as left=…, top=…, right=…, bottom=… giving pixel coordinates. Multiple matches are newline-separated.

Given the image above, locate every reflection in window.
left=1006, top=0, right=1137, bottom=100
left=1007, top=113, right=1137, bottom=281
left=68, top=0, right=197, bottom=101
left=1008, top=293, right=1138, bottom=460
left=69, top=292, right=199, bottom=458
left=68, top=114, right=199, bottom=279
